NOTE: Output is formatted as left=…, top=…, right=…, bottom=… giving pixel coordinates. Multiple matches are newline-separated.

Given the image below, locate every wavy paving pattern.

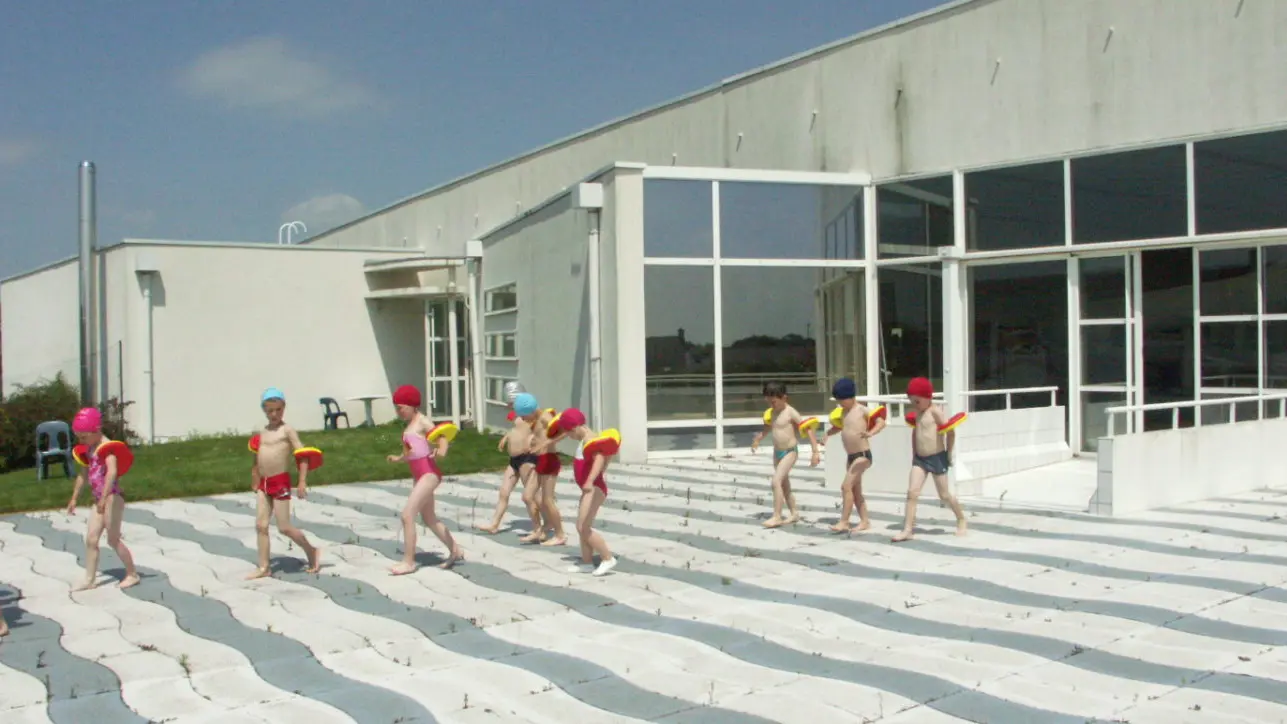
left=2, top=455, right=1287, bottom=722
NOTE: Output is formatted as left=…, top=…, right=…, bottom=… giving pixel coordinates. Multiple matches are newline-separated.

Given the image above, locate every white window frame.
left=483, top=282, right=518, bottom=315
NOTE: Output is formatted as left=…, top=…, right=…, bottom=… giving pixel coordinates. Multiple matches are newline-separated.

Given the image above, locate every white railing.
left=1105, top=393, right=1287, bottom=438
left=961, top=386, right=1059, bottom=409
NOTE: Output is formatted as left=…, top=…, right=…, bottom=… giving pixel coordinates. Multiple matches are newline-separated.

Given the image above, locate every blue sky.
left=0, top=0, right=948, bottom=279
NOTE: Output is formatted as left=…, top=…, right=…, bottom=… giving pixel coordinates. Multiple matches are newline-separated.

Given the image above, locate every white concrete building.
left=6, top=0, right=1287, bottom=513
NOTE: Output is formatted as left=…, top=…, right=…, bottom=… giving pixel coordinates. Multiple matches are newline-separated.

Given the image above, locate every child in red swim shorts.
left=528, top=406, right=567, bottom=546
left=246, top=388, right=322, bottom=579
left=553, top=408, right=618, bottom=577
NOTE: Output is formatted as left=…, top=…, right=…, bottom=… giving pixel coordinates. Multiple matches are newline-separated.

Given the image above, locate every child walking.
left=246, top=388, right=322, bottom=579
left=750, top=382, right=821, bottom=528
left=388, top=385, right=463, bottom=573
left=823, top=378, right=886, bottom=533
left=553, top=408, right=618, bottom=576
left=893, top=377, right=968, bottom=542
left=67, top=407, right=140, bottom=591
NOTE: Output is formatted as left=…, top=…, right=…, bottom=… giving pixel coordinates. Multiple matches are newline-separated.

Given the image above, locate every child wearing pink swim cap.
left=66, top=407, right=140, bottom=591
left=548, top=408, right=619, bottom=577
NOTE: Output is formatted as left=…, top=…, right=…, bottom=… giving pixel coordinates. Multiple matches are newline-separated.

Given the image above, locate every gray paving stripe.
left=0, top=581, right=144, bottom=724
left=411, top=482, right=1287, bottom=709
left=614, top=465, right=1287, bottom=567
left=566, top=472, right=1287, bottom=604
left=128, top=503, right=750, bottom=724
left=439, top=475, right=1287, bottom=646
left=640, top=462, right=1287, bottom=546
left=10, top=514, right=436, bottom=724
left=296, top=488, right=1104, bottom=724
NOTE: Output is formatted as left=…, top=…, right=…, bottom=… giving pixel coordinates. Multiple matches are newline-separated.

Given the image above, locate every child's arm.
left=586, top=453, right=609, bottom=485
left=285, top=426, right=310, bottom=493
left=750, top=424, right=769, bottom=451
left=497, top=429, right=510, bottom=452
left=932, top=406, right=956, bottom=456
left=867, top=418, right=887, bottom=437
left=67, top=470, right=86, bottom=514
left=388, top=443, right=407, bottom=463
left=434, top=436, right=450, bottom=459
left=98, top=456, right=118, bottom=514
left=250, top=461, right=260, bottom=491
left=805, top=427, right=821, bottom=466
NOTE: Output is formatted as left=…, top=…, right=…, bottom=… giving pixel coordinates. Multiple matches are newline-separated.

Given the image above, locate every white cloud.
left=282, top=193, right=366, bottom=236
left=178, top=36, right=377, bottom=117
left=0, top=139, right=41, bottom=166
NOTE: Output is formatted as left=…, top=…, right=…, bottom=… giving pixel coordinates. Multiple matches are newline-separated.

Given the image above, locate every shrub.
left=0, top=374, right=138, bottom=471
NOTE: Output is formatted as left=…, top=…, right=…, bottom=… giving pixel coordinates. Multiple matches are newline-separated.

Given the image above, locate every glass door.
left=426, top=298, right=471, bottom=420
left=1076, top=254, right=1140, bottom=451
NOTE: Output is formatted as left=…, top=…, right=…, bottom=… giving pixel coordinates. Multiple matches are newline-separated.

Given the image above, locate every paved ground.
left=3, top=456, right=1287, bottom=723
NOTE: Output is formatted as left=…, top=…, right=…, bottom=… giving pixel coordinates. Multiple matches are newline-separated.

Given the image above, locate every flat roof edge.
left=0, top=255, right=79, bottom=285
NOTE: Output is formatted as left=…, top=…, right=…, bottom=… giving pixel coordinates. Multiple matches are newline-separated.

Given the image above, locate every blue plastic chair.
left=319, top=398, right=350, bottom=430
left=35, top=421, right=73, bottom=480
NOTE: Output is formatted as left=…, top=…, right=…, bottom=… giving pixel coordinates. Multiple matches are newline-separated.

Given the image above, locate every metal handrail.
left=1105, top=393, right=1287, bottom=437
left=961, top=386, right=1058, bottom=409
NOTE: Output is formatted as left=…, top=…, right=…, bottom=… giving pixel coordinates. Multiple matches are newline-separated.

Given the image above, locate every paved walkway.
left=3, top=455, right=1287, bottom=723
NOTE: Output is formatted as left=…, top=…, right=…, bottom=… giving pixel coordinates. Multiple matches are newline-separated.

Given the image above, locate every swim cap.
left=831, top=378, right=856, bottom=400
left=392, top=385, right=422, bottom=408
left=906, top=377, right=934, bottom=399
left=262, top=387, right=285, bottom=404
left=512, top=393, right=538, bottom=417
left=72, top=407, right=102, bottom=433
left=503, top=381, right=525, bottom=404
left=557, top=408, right=586, bottom=430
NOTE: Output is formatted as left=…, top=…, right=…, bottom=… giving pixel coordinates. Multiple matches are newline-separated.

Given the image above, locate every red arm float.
left=293, top=447, right=324, bottom=471
left=866, top=405, right=888, bottom=423
left=72, top=444, right=90, bottom=467
left=828, top=407, right=844, bottom=429
left=904, top=410, right=917, bottom=426
left=582, top=429, right=622, bottom=459
left=97, top=440, right=134, bottom=476
left=938, top=412, right=968, bottom=433
left=506, top=410, right=517, bottom=422
left=248, top=434, right=261, bottom=454
left=427, top=421, right=459, bottom=443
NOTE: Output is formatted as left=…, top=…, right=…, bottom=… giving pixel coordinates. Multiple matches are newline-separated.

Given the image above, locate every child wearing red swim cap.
left=387, top=385, right=464, bottom=573
left=550, top=408, right=618, bottom=576
left=893, top=377, right=967, bottom=543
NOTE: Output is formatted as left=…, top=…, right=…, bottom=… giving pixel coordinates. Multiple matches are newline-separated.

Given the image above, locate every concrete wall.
left=306, top=0, right=1287, bottom=255
left=1, top=258, right=81, bottom=395
left=1092, top=416, right=1287, bottom=516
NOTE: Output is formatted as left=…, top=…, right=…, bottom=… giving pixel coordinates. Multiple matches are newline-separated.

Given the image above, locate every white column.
left=1067, top=258, right=1082, bottom=451
left=942, top=171, right=970, bottom=490
left=468, top=257, right=486, bottom=430
left=863, top=185, right=880, bottom=396
left=424, top=298, right=435, bottom=422
left=448, top=269, right=462, bottom=428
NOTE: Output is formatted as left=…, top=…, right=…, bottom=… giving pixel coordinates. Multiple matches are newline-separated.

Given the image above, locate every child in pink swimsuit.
left=66, top=408, right=141, bottom=591
left=386, top=385, right=462, bottom=574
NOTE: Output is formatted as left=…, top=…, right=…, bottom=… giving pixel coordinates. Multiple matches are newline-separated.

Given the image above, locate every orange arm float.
left=427, top=421, right=459, bottom=443
left=582, top=429, right=622, bottom=458
left=248, top=434, right=261, bottom=454
left=545, top=412, right=563, bottom=438
left=866, top=405, right=887, bottom=423
left=828, top=406, right=844, bottom=429
left=293, top=447, right=324, bottom=471
left=72, top=444, right=91, bottom=467
left=796, top=417, right=820, bottom=435
left=938, top=412, right=968, bottom=433
left=904, top=410, right=917, bottom=426
left=97, top=440, right=134, bottom=476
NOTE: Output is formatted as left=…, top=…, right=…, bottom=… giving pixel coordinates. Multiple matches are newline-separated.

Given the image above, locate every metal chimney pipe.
left=78, top=161, right=96, bottom=406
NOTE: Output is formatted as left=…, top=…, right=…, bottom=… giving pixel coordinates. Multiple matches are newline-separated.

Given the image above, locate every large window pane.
left=1082, top=390, right=1127, bottom=452
left=719, top=182, right=862, bottom=260
left=1199, top=248, right=1257, bottom=317
left=1199, top=392, right=1263, bottom=426
left=1201, top=322, right=1259, bottom=389
left=648, top=426, right=718, bottom=453
left=965, top=162, right=1065, bottom=250
left=645, top=266, right=715, bottom=420
left=819, top=272, right=865, bottom=391
left=876, top=177, right=953, bottom=258
left=720, top=267, right=825, bottom=417
left=1265, top=321, right=1287, bottom=389
left=1072, top=146, right=1187, bottom=243
left=1264, top=246, right=1287, bottom=315
left=1081, top=325, right=1127, bottom=385
left=1080, top=256, right=1126, bottom=319
left=1141, top=248, right=1195, bottom=429
left=879, top=264, right=942, bottom=395
left=971, top=262, right=1068, bottom=411
left=1195, top=130, right=1287, bottom=234
left=645, top=180, right=712, bottom=258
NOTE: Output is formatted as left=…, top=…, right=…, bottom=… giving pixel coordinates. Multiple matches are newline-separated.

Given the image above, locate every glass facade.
left=640, top=125, right=1287, bottom=455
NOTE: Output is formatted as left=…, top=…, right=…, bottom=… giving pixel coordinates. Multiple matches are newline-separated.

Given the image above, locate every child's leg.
left=0, top=614, right=7, bottom=636
left=832, top=472, right=855, bottom=532
left=932, top=473, right=968, bottom=535
left=246, top=491, right=274, bottom=579
left=480, top=466, right=518, bottom=533
left=538, top=475, right=567, bottom=546
left=573, top=487, right=615, bottom=575
left=518, top=465, right=545, bottom=543
left=272, top=499, right=321, bottom=573
left=782, top=474, right=799, bottom=522
left=417, top=477, right=463, bottom=569
left=104, top=495, right=140, bottom=588
left=851, top=467, right=871, bottom=532
left=77, top=506, right=108, bottom=590
left=764, top=452, right=797, bottom=528
left=893, top=466, right=930, bottom=542
left=392, top=476, right=436, bottom=574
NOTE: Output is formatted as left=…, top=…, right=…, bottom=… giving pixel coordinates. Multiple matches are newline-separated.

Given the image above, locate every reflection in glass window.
left=1140, top=248, right=1195, bottom=430
left=720, top=267, right=826, bottom=416
left=645, top=266, right=715, bottom=420
left=1265, top=321, right=1287, bottom=389
left=719, top=182, right=862, bottom=260
left=818, top=271, right=865, bottom=391
left=647, top=427, right=718, bottom=453
left=878, top=264, right=942, bottom=395
left=1198, top=248, right=1257, bottom=317
left=644, top=180, right=713, bottom=258
left=965, top=162, right=1065, bottom=250
left=1080, top=256, right=1127, bottom=319
left=1195, top=130, right=1287, bottom=234
left=1264, top=245, right=1287, bottom=315
left=1082, top=390, right=1128, bottom=452
left=1072, top=146, right=1187, bottom=243
left=971, top=262, right=1068, bottom=411
left=1201, top=322, right=1259, bottom=389
left=1081, top=325, right=1127, bottom=386
left=876, top=177, right=953, bottom=258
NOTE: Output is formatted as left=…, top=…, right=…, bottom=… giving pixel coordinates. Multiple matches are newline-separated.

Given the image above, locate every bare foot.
left=785, top=514, right=801, bottom=525
left=830, top=523, right=851, bottom=533
left=439, top=548, right=464, bottom=569
left=0, top=620, right=8, bottom=637
left=762, top=517, right=784, bottom=529
left=852, top=521, right=872, bottom=534
left=476, top=524, right=500, bottom=534
left=244, top=567, right=272, bottom=580
left=118, top=573, right=141, bottom=590
left=891, top=530, right=914, bottom=543
left=955, top=522, right=968, bottom=537
left=305, top=548, right=323, bottom=574
left=73, top=578, right=98, bottom=591
left=389, top=561, right=418, bottom=576
left=540, top=536, right=567, bottom=547
left=519, top=532, right=546, bottom=544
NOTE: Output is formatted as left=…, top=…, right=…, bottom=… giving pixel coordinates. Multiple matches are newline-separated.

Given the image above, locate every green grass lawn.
left=0, top=423, right=509, bottom=515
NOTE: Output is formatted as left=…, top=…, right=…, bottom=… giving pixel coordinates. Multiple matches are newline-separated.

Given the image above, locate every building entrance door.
left=426, top=298, right=471, bottom=422
left=1074, top=254, right=1141, bottom=451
